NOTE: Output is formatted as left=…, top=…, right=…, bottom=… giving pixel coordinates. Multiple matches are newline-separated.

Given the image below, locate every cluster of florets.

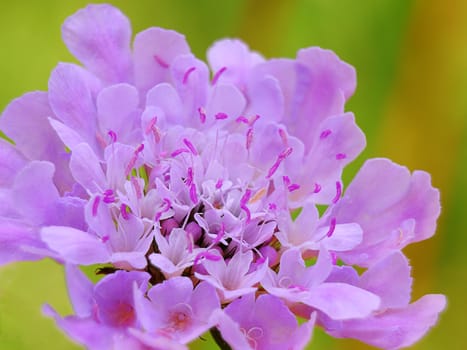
left=0, top=4, right=445, bottom=350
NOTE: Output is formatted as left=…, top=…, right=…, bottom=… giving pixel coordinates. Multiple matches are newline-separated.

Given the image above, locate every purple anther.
left=326, top=218, right=337, bottom=237
left=240, top=189, right=252, bottom=223
left=171, top=148, right=189, bottom=157
left=283, top=175, right=291, bottom=187
left=186, top=167, right=194, bottom=186
left=103, top=189, right=115, bottom=203
left=211, top=66, right=227, bottom=85
left=215, top=178, right=223, bottom=189
left=183, top=138, right=198, bottom=155
left=135, top=144, right=145, bottom=154
left=107, top=130, right=117, bottom=143
left=183, top=66, right=196, bottom=84
left=313, top=183, right=322, bottom=193
left=246, top=127, right=254, bottom=150
left=101, top=235, right=110, bottom=243
left=153, top=55, right=169, bottom=68
left=332, top=181, right=342, bottom=204
left=320, top=129, right=332, bottom=139
left=92, top=196, right=101, bottom=217
left=266, top=148, right=293, bottom=179
left=235, top=116, right=249, bottom=124
left=194, top=251, right=222, bottom=266
left=278, top=128, right=288, bottom=146
left=145, top=117, right=157, bottom=135
left=198, top=107, right=206, bottom=124
left=215, top=112, right=228, bottom=120
left=336, top=153, right=347, bottom=160
left=268, top=203, right=277, bottom=211
left=249, top=114, right=261, bottom=126
left=189, top=184, right=198, bottom=204
left=288, top=184, right=300, bottom=192
left=120, top=204, right=130, bottom=220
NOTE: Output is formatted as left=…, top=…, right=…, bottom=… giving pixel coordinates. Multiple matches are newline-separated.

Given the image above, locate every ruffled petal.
left=62, top=4, right=132, bottom=83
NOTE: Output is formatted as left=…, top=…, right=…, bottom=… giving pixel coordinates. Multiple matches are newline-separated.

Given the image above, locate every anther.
left=92, top=196, right=101, bottom=217
left=211, top=66, right=227, bottom=85
left=336, top=153, right=347, bottom=160
left=326, top=218, right=337, bottom=237
left=183, top=138, right=198, bottom=155
left=198, top=107, right=206, bottom=124
left=153, top=55, right=169, bottom=68
left=332, top=181, right=342, bottom=204
left=120, top=204, right=130, bottom=220
left=320, top=129, right=332, bottom=139
left=215, top=112, right=228, bottom=120
left=182, top=66, right=196, bottom=84
left=108, top=130, right=117, bottom=143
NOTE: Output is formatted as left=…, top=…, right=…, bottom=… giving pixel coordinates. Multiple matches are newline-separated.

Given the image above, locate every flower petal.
left=62, top=4, right=132, bottom=83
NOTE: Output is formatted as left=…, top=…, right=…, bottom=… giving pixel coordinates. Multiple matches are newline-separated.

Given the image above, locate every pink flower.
left=0, top=4, right=445, bottom=349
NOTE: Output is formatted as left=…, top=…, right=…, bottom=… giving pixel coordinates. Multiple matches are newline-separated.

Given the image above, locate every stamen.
left=211, top=66, right=227, bottom=85
left=268, top=203, right=277, bottom=211
left=182, top=66, right=196, bottom=84
left=153, top=55, right=169, bottom=68
left=186, top=167, right=194, bottom=186
left=120, top=204, right=130, bottom=220
left=332, top=181, right=342, bottom=204
left=198, top=107, right=206, bottom=124
left=215, top=112, right=228, bottom=120
left=183, top=138, right=198, bottom=155
left=145, top=117, right=157, bottom=135
left=288, top=184, right=300, bottom=192
left=283, top=175, right=300, bottom=192
left=107, top=130, right=117, bottom=143
left=326, top=218, right=337, bottom=237
left=193, top=251, right=222, bottom=266
left=125, top=144, right=145, bottom=176
left=278, top=128, right=288, bottom=146
left=189, top=184, right=198, bottom=204
left=266, top=147, right=293, bottom=179
left=246, top=127, right=254, bottom=150
left=155, top=198, right=172, bottom=221
left=336, top=153, right=347, bottom=160
left=235, top=116, right=249, bottom=124
left=240, top=189, right=252, bottom=223
left=101, top=235, right=110, bottom=243
left=103, top=189, right=115, bottom=203
left=320, top=129, right=332, bottom=139
left=92, top=196, right=101, bottom=216
left=215, top=178, right=223, bottom=189
left=171, top=148, right=189, bottom=157
left=249, top=114, right=260, bottom=126
left=313, top=183, right=322, bottom=193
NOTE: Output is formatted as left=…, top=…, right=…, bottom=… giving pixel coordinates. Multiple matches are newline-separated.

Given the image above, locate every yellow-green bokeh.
left=0, top=1, right=466, bottom=349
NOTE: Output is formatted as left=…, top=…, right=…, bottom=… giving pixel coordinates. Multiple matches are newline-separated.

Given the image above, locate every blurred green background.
left=0, top=0, right=466, bottom=349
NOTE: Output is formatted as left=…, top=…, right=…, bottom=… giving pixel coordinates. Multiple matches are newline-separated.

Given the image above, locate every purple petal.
left=0, top=218, right=46, bottom=265
left=0, top=140, right=27, bottom=186
left=48, top=63, right=100, bottom=142
left=65, top=264, right=94, bottom=317
left=359, top=251, right=412, bottom=309
left=69, top=143, right=107, bottom=193
left=0, top=92, right=73, bottom=190
left=62, top=4, right=132, bottom=83
left=304, top=282, right=380, bottom=320
left=12, top=161, right=59, bottom=225
left=327, top=294, right=446, bottom=349
left=134, top=27, right=190, bottom=94
left=96, top=83, right=140, bottom=141
left=41, top=226, right=110, bottom=264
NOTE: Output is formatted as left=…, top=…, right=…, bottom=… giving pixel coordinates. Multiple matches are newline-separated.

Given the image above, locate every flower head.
left=0, top=4, right=445, bottom=349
